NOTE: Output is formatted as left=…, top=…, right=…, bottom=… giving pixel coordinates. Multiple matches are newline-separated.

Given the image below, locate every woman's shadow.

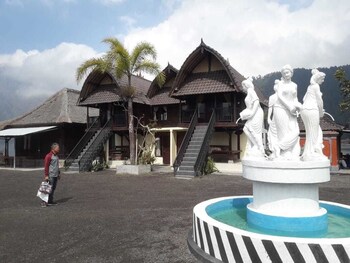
left=55, top=197, right=73, bottom=203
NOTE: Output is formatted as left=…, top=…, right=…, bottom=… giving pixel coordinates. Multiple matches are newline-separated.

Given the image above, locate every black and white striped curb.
left=191, top=197, right=350, bottom=263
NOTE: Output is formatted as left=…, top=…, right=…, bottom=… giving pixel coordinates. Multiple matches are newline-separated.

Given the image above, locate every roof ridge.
left=57, top=88, right=72, bottom=123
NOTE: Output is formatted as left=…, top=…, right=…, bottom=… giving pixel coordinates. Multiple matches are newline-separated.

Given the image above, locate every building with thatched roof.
left=67, top=40, right=261, bottom=175
left=0, top=88, right=97, bottom=168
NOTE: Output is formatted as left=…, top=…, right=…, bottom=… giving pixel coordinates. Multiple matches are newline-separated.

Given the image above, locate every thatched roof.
left=78, top=71, right=151, bottom=106
left=147, top=64, right=180, bottom=106
left=298, top=115, right=344, bottom=132
left=169, top=40, right=266, bottom=103
left=1, top=88, right=97, bottom=129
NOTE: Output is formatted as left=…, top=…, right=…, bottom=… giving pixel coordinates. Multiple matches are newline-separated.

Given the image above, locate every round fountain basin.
left=190, top=196, right=350, bottom=262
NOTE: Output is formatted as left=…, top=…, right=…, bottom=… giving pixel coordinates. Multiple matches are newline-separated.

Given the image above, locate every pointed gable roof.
left=1, top=88, right=94, bottom=129
left=148, top=64, right=180, bottom=106
left=169, top=39, right=266, bottom=103
left=78, top=70, right=151, bottom=106
left=170, top=40, right=245, bottom=97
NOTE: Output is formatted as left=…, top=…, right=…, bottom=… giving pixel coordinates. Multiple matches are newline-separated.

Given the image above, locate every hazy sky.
left=0, top=0, right=349, bottom=99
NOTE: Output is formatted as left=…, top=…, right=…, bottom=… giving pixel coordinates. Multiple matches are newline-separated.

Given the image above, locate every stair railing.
left=173, top=109, right=198, bottom=174
left=64, top=117, right=100, bottom=169
left=194, top=109, right=216, bottom=176
left=78, top=118, right=112, bottom=171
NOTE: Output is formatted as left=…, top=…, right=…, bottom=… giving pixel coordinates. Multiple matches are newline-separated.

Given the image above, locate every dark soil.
left=0, top=169, right=349, bottom=263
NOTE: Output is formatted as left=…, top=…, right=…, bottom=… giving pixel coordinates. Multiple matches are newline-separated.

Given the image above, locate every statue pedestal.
left=242, top=159, right=330, bottom=236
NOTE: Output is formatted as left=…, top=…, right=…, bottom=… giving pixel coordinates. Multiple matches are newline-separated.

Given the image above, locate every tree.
left=76, top=37, right=165, bottom=165
left=335, top=68, right=350, bottom=112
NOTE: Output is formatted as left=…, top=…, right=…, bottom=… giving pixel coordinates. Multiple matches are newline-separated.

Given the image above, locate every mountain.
left=254, top=65, right=350, bottom=125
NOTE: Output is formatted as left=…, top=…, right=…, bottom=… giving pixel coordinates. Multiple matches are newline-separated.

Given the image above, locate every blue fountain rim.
left=194, top=195, right=350, bottom=244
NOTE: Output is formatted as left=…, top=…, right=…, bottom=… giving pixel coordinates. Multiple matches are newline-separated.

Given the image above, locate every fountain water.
left=188, top=68, right=350, bottom=262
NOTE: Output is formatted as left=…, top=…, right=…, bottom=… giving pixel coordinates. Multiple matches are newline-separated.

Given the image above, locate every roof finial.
left=201, top=38, right=204, bottom=45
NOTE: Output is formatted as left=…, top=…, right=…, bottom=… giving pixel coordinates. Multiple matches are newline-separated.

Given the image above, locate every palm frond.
left=134, top=60, right=165, bottom=86
left=76, top=57, right=110, bottom=83
left=103, top=37, right=131, bottom=79
left=130, top=42, right=157, bottom=68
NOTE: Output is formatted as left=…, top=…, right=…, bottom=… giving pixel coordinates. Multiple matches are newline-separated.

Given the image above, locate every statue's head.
left=242, top=77, right=254, bottom=92
left=310, top=69, right=326, bottom=85
left=281, top=64, right=293, bottom=81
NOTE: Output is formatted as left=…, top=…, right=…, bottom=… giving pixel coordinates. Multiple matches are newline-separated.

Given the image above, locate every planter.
left=116, top=164, right=151, bottom=175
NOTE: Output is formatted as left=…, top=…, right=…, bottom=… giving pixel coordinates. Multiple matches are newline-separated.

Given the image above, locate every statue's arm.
left=314, top=85, right=324, bottom=117
left=293, top=85, right=302, bottom=111
left=251, top=99, right=260, bottom=117
left=277, top=86, right=292, bottom=111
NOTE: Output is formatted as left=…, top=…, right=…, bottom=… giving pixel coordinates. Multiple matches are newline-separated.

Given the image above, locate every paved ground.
left=0, top=169, right=349, bottom=263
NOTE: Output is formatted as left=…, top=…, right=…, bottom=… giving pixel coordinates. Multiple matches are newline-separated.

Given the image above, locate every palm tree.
left=76, top=37, right=165, bottom=165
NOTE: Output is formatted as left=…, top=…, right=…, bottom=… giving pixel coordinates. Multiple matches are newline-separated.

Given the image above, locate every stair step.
left=193, top=132, right=206, bottom=136
left=184, top=153, right=197, bottom=157
left=178, top=165, right=194, bottom=171
left=189, top=141, right=203, bottom=146
left=190, top=137, right=204, bottom=142
left=181, top=162, right=195, bottom=166
left=187, top=146, right=201, bottom=151
left=175, top=174, right=194, bottom=179
left=186, top=149, right=200, bottom=154
left=183, top=156, right=197, bottom=162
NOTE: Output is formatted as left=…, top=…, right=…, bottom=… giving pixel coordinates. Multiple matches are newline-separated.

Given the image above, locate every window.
left=153, top=106, right=167, bottom=121
left=160, top=107, right=167, bottom=121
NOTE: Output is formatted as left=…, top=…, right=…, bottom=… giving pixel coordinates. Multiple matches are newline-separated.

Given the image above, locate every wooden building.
left=67, top=40, right=265, bottom=176
left=0, top=88, right=97, bottom=168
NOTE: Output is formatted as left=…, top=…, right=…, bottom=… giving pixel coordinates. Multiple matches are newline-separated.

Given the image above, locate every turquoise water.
left=207, top=198, right=350, bottom=238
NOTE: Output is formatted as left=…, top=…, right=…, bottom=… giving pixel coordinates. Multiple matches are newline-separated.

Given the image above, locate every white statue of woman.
left=273, top=65, right=302, bottom=160
left=267, top=80, right=279, bottom=158
left=240, top=77, right=265, bottom=158
left=300, top=69, right=327, bottom=161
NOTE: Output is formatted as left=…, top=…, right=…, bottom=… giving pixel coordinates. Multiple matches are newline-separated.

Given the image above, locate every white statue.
left=273, top=65, right=302, bottom=160
left=240, top=77, right=265, bottom=157
left=300, top=69, right=327, bottom=161
left=267, top=80, right=279, bottom=158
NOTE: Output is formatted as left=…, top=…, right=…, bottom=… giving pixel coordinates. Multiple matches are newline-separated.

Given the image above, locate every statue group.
left=241, top=65, right=328, bottom=161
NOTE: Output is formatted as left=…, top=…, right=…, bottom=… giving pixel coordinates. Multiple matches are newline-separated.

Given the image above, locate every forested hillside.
left=254, top=65, right=350, bottom=125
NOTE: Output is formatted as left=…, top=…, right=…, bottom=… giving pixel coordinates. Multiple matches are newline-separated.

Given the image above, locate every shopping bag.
left=37, top=190, right=49, bottom=202
left=38, top=181, right=52, bottom=194
left=37, top=181, right=52, bottom=202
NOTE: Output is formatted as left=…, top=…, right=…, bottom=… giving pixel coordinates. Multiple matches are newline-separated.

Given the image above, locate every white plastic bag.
left=37, top=190, right=49, bottom=202
left=37, top=181, right=52, bottom=202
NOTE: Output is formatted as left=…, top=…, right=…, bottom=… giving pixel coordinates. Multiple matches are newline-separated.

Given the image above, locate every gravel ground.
left=0, top=169, right=349, bottom=263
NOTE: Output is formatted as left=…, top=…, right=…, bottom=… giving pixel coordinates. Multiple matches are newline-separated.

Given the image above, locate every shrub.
left=202, top=157, right=219, bottom=175
left=138, top=150, right=156, bottom=165
left=91, top=159, right=109, bottom=172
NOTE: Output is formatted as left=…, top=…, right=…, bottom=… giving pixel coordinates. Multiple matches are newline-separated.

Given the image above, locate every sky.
left=0, top=0, right=350, bottom=100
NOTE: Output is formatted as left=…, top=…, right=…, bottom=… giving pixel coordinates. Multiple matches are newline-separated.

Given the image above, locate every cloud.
left=96, top=0, right=125, bottom=6
left=0, top=43, right=99, bottom=99
left=119, top=15, right=137, bottom=28
left=123, top=0, right=350, bottom=76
